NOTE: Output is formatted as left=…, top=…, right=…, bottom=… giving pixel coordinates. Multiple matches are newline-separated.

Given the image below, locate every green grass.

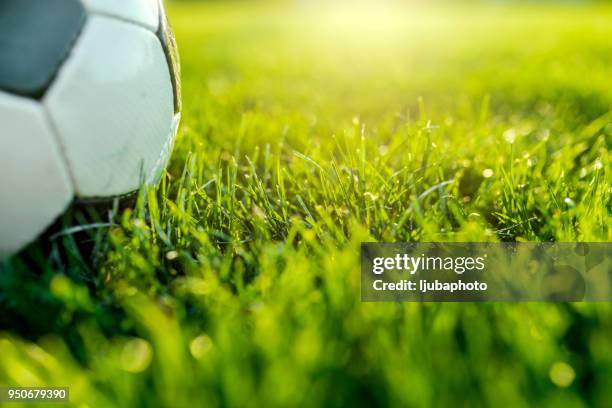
left=1, top=2, right=611, bottom=407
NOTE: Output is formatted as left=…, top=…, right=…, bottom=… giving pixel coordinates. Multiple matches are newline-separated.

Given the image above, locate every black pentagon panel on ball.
left=0, top=0, right=86, bottom=99
left=157, top=0, right=182, bottom=114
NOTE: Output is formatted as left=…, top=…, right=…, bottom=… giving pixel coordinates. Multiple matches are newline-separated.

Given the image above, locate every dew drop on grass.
left=564, top=197, right=576, bottom=208
left=190, top=334, right=213, bottom=360
left=593, top=159, right=603, bottom=171
left=120, top=338, right=152, bottom=373
left=503, top=129, right=516, bottom=144
left=549, top=362, right=575, bottom=387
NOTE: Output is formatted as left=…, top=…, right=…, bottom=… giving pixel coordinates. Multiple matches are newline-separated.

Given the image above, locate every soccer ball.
left=0, top=0, right=181, bottom=256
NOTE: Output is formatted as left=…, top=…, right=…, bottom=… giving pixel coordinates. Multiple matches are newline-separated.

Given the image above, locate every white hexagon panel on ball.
left=44, top=15, right=175, bottom=198
left=81, top=0, right=160, bottom=31
left=0, top=92, right=73, bottom=256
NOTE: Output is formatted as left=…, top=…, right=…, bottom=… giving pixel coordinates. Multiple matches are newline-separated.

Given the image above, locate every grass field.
left=1, top=1, right=611, bottom=407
